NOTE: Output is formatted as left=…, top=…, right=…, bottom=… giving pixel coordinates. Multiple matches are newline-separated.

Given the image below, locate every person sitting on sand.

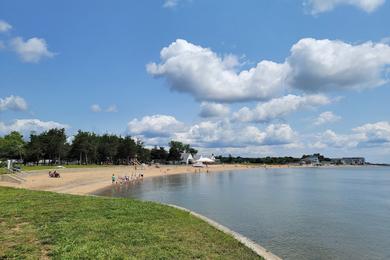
left=112, top=174, right=116, bottom=184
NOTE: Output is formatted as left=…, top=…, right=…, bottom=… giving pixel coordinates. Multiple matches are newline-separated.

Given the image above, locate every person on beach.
left=112, top=174, right=116, bottom=184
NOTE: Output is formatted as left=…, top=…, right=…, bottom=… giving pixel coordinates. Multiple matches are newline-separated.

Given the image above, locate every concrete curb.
left=167, top=204, right=282, bottom=260
left=0, top=174, right=26, bottom=184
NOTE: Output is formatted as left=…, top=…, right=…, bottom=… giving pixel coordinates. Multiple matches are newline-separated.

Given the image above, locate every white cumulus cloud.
left=128, top=115, right=187, bottom=138
left=233, top=94, right=331, bottom=123
left=179, top=120, right=297, bottom=148
left=199, top=102, right=230, bottom=118
left=354, top=121, right=390, bottom=145
left=10, top=37, right=55, bottom=63
left=0, top=95, right=28, bottom=112
left=312, top=121, right=390, bottom=148
left=148, top=38, right=390, bottom=103
left=0, top=119, right=69, bottom=135
left=314, top=111, right=341, bottom=125
left=147, top=39, right=290, bottom=102
left=287, top=38, right=390, bottom=92
left=304, top=0, right=385, bottom=14
left=0, top=20, right=12, bottom=33
left=127, top=114, right=298, bottom=149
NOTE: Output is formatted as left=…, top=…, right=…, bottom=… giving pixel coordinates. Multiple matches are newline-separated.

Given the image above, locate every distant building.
left=300, top=155, right=320, bottom=165
left=341, top=157, right=365, bottom=165
left=330, top=158, right=343, bottom=165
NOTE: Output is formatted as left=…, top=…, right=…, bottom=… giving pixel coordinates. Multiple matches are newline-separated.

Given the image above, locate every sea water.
left=96, top=167, right=390, bottom=260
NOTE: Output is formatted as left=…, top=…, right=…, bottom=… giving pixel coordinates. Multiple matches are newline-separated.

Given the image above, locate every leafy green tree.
left=24, top=133, right=43, bottom=164
left=168, top=141, right=198, bottom=161
left=117, top=136, right=137, bottom=164
left=97, top=134, right=119, bottom=164
left=151, top=146, right=168, bottom=161
left=43, top=128, right=67, bottom=164
left=0, top=132, right=26, bottom=160
left=70, top=131, right=97, bottom=164
left=135, top=140, right=150, bottom=163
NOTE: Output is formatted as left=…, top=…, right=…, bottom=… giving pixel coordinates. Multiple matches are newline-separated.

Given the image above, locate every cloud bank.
left=0, top=119, right=68, bottom=136
left=148, top=38, right=390, bottom=103
left=199, top=102, right=230, bottom=118
left=127, top=114, right=297, bottom=148
left=313, top=121, right=390, bottom=148
left=233, top=94, right=331, bottom=123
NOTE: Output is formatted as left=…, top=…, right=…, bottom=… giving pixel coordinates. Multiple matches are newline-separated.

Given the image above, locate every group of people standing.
left=111, top=172, right=143, bottom=184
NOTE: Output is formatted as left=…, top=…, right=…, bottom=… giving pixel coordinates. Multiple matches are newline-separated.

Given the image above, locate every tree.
left=151, top=146, right=168, bottom=162
left=117, top=136, right=137, bottom=164
left=2, top=129, right=155, bottom=166
left=43, top=128, right=67, bottom=164
left=69, top=131, right=97, bottom=164
left=167, top=141, right=184, bottom=161
left=24, top=133, right=44, bottom=165
left=97, top=134, right=119, bottom=164
left=135, top=140, right=150, bottom=163
left=0, top=132, right=26, bottom=160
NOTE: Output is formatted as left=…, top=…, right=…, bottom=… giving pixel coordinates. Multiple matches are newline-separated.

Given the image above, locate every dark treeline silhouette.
left=215, top=155, right=301, bottom=164
left=0, top=129, right=197, bottom=165
left=215, top=153, right=332, bottom=164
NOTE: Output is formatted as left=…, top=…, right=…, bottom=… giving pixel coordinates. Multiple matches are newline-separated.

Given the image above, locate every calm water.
left=96, top=167, right=390, bottom=260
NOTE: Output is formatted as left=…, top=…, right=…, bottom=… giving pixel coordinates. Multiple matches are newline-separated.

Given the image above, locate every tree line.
left=215, top=155, right=301, bottom=164
left=0, top=129, right=197, bottom=165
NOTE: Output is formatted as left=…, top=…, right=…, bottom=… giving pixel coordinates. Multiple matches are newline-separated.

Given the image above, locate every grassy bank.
left=0, top=187, right=260, bottom=259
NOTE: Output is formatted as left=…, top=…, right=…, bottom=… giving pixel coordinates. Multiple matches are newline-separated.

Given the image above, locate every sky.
left=1, top=0, right=390, bottom=163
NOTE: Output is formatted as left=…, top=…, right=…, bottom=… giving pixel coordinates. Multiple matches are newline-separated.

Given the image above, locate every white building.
left=341, top=157, right=365, bottom=165
left=180, top=153, right=194, bottom=164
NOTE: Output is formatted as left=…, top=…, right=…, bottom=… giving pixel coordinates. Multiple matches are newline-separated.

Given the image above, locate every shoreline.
left=0, top=164, right=382, bottom=195
left=167, top=203, right=281, bottom=260
left=0, top=164, right=262, bottom=195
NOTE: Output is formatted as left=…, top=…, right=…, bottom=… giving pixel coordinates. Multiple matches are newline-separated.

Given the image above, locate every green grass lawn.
left=0, top=187, right=260, bottom=259
left=18, top=164, right=112, bottom=172
left=0, top=164, right=112, bottom=174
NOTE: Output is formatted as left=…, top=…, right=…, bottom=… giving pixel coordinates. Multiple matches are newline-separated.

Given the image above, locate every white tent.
left=196, top=156, right=215, bottom=163
left=192, top=162, right=205, bottom=168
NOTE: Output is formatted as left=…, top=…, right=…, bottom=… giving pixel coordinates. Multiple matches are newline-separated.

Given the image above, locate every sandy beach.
left=0, top=164, right=270, bottom=195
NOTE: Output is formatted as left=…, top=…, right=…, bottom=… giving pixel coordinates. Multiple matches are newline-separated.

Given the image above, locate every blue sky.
left=1, top=0, right=390, bottom=162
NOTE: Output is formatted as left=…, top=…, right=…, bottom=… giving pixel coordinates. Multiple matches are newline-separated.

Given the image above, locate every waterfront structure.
left=300, top=155, right=320, bottom=165
left=341, top=157, right=365, bottom=165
